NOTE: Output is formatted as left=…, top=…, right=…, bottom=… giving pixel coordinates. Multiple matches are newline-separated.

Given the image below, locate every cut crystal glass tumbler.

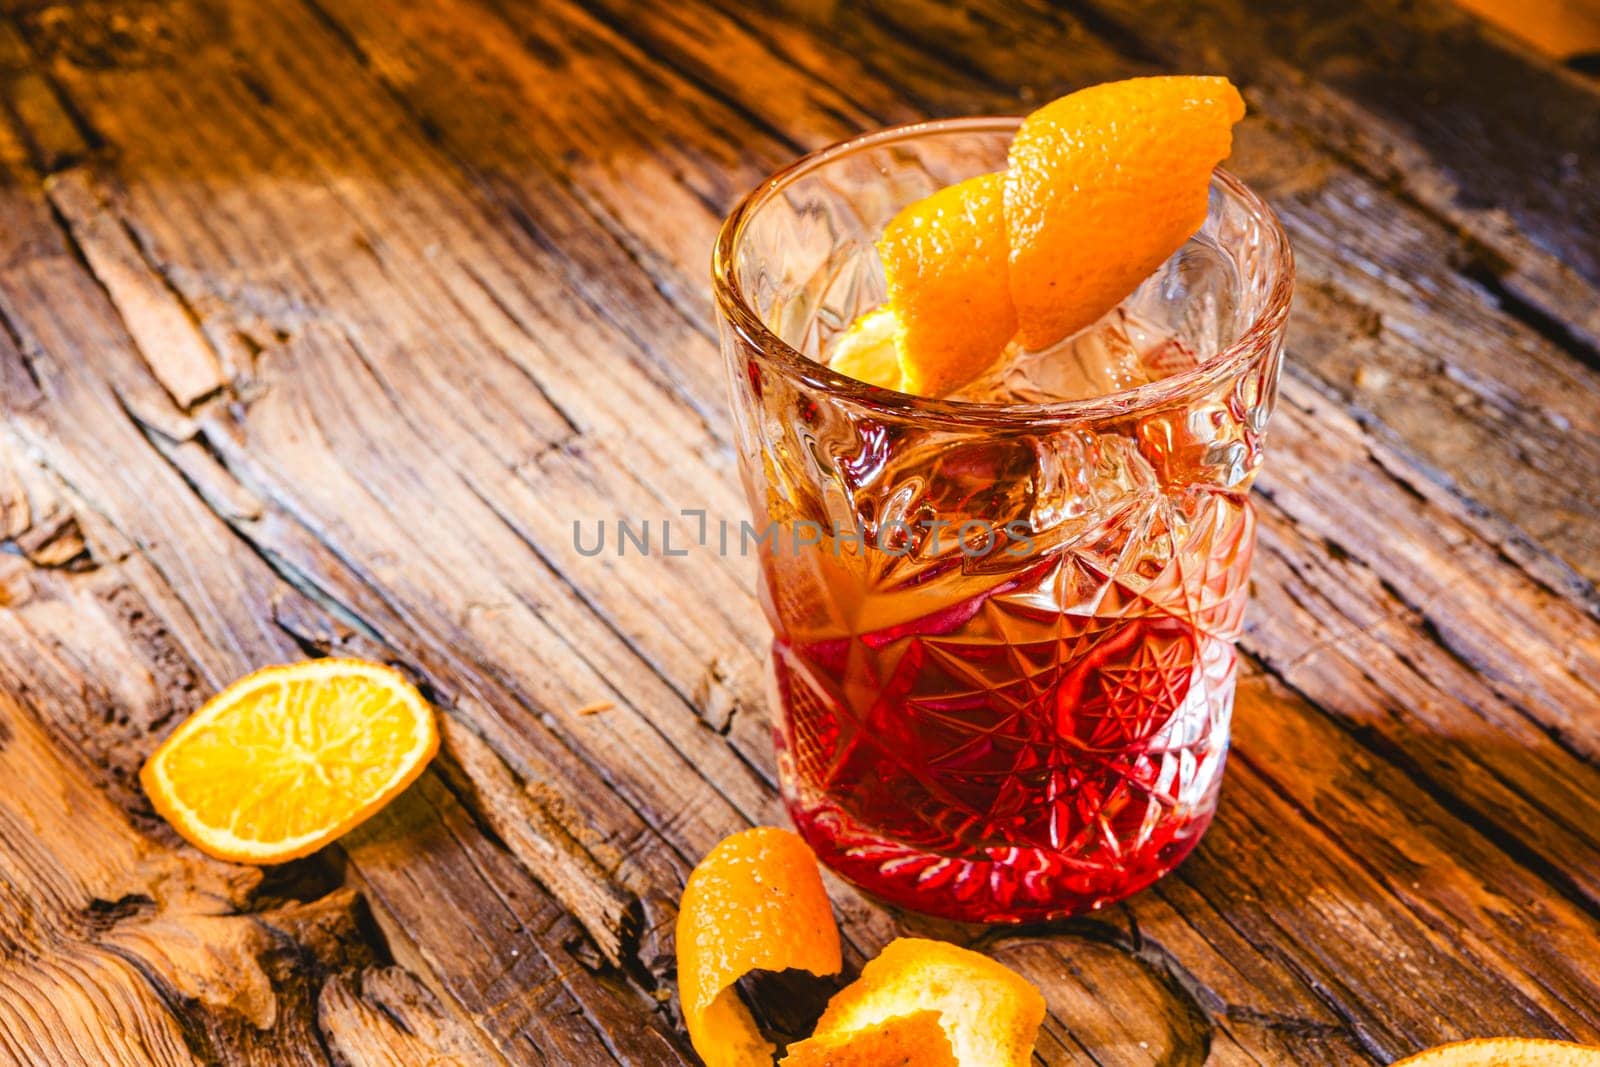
left=713, top=118, right=1293, bottom=922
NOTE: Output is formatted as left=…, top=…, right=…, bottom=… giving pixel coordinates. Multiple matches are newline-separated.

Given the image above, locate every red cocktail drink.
left=715, top=118, right=1292, bottom=922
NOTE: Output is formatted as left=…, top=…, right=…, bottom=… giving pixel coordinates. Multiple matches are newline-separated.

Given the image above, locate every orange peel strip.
left=810, top=937, right=1045, bottom=1067
left=676, top=827, right=842, bottom=1067
left=781, top=1010, right=956, bottom=1067
left=859, top=75, right=1245, bottom=398
left=1391, top=1038, right=1600, bottom=1066
left=1005, top=75, right=1245, bottom=351
left=878, top=171, right=1017, bottom=397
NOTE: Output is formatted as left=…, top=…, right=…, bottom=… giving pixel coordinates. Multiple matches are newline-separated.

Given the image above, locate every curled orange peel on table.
left=676, top=829, right=1046, bottom=1067
left=675, top=827, right=842, bottom=1067
left=848, top=75, right=1246, bottom=398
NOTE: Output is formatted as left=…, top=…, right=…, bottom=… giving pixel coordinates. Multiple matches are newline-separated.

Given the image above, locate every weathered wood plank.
left=0, top=65, right=686, bottom=1061
left=435, top=713, right=640, bottom=971
left=0, top=0, right=1596, bottom=1063
left=342, top=773, right=688, bottom=1064
left=46, top=169, right=224, bottom=409
left=0, top=629, right=380, bottom=1067
left=318, top=966, right=505, bottom=1067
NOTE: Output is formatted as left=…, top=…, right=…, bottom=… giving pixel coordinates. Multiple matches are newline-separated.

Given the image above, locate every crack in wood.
left=318, top=966, right=509, bottom=1067
left=1457, top=251, right=1600, bottom=374
left=0, top=296, right=45, bottom=404
left=44, top=169, right=227, bottom=410
left=691, top=657, right=744, bottom=737
left=977, top=916, right=1221, bottom=1063
left=433, top=715, right=644, bottom=971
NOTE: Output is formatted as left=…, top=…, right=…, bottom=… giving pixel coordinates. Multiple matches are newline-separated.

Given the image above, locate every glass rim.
left=712, top=115, right=1295, bottom=428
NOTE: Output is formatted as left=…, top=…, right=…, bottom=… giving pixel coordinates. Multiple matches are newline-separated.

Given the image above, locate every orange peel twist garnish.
left=855, top=75, right=1246, bottom=398
left=675, top=827, right=842, bottom=1067
left=878, top=172, right=1017, bottom=397
left=1006, top=75, right=1244, bottom=352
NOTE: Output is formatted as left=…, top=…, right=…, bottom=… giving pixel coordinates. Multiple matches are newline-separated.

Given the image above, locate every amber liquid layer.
left=769, top=493, right=1254, bottom=922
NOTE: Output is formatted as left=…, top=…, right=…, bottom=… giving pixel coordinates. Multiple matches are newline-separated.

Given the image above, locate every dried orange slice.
left=1391, top=1038, right=1600, bottom=1065
left=827, top=306, right=903, bottom=391
left=141, top=659, right=438, bottom=864
left=676, top=827, right=842, bottom=1067
left=810, top=938, right=1044, bottom=1067
left=878, top=171, right=1016, bottom=397
left=782, top=1010, right=956, bottom=1066
left=1006, top=75, right=1245, bottom=350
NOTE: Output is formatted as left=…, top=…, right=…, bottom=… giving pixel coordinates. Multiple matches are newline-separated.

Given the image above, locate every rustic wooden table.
left=1, top=0, right=1597, bottom=1063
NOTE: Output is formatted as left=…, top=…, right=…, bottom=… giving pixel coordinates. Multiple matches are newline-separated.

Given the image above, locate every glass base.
left=782, top=767, right=1220, bottom=924
left=770, top=621, right=1237, bottom=924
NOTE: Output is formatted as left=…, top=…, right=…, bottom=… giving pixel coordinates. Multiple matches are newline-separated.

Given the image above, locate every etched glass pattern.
left=714, top=118, right=1293, bottom=922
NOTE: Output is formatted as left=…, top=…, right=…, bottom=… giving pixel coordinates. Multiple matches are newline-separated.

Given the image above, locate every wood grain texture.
left=0, top=0, right=1595, bottom=1064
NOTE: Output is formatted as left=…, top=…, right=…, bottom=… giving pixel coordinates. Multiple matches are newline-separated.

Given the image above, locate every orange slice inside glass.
left=877, top=171, right=1017, bottom=397
left=140, top=659, right=438, bottom=864
left=826, top=306, right=902, bottom=391
left=676, top=827, right=842, bottom=1067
